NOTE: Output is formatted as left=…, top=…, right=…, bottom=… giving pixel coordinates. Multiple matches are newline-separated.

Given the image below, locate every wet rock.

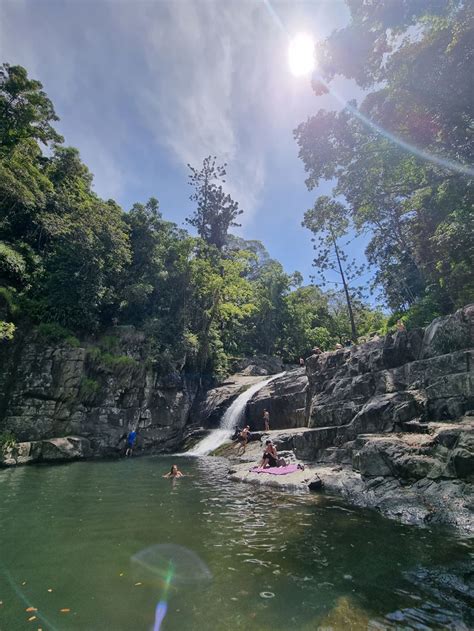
left=190, top=375, right=265, bottom=429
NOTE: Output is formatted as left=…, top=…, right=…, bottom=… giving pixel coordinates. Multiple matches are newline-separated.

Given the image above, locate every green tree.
left=282, top=286, right=334, bottom=358
left=295, top=0, right=474, bottom=321
left=302, top=196, right=364, bottom=340
left=186, top=156, right=243, bottom=250
left=0, top=63, right=63, bottom=152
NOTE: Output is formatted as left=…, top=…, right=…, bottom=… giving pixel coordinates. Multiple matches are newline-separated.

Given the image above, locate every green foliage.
left=98, top=335, right=120, bottom=353
left=186, top=156, right=243, bottom=250
left=0, top=430, right=17, bottom=451
left=37, top=322, right=79, bottom=346
left=1, top=62, right=461, bottom=385
left=87, top=345, right=138, bottom=373
left=79, top=377, right=101, bottom=402
left=0, top=63, right=63, bottom=151
left=0, top=320, right=15, bottom=340
left=0, top=286, right=19, bottom=316
left=295, top=0, right=473, bottom=317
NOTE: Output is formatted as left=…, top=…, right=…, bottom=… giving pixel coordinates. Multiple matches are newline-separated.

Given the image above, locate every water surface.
left=0, top=456, right=472, bottom=630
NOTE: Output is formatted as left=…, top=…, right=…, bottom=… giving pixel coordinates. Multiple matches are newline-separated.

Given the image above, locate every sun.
left=288, top=33, right=315, bottom=77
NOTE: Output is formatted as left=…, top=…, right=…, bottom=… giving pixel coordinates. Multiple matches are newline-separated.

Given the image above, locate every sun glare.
left=288, top=33, right=315, bottom=77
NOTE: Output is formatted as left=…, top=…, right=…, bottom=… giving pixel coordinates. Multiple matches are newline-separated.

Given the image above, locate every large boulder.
left=245, top=369, right=307, bottom=430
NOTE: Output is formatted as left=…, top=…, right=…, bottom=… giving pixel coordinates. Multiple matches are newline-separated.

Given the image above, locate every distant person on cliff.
left=163, top=464, right=185, bottom=478
left=259, top=440, right=278, bottom=468
left=236, top=425, right=250, bottom=455
left=335, top=343, right=343, bottom=350
left=263, top=409, right=270, bottom=431
left=396, top=319, right=406, bottom=332
left=125, top=427, right=137, bottom=457
left=299, top=357, right=305, bottom=367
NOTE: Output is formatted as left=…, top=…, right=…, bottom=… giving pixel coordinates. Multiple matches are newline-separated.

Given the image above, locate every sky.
left=0, top=0, right=371, bottom=288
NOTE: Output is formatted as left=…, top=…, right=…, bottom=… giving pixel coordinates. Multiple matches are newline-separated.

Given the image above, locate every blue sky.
left=0, top=0, right=373, bottom=289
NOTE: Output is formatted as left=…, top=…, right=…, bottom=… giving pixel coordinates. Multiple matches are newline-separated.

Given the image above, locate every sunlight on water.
left=0, top=456, right=472, bottom=630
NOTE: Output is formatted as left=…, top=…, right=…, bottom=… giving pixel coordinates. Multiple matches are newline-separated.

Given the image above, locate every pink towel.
left=250, top=464, right=299, bottom=475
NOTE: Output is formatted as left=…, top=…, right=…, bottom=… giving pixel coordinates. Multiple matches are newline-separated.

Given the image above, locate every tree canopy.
left=295, top=0, right=473, bottom=325
left=1, top=63, right=387, bottom=367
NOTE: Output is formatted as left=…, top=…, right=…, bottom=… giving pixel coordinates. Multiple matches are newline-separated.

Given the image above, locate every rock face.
left=189, top=374, right=266, bottom=429
left=304, top=304, right=474, bottom=441
left=229, top=355, right=283, bottom=376
left=0, top=327, right=198, bottom=463
left=227, top=305, right=474, bottom=535
left=245, top=368, right=308, bottom=430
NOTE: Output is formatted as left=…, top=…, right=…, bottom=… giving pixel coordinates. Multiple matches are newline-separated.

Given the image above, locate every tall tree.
left=302, top=196, right=364, bottom=340
left=295, top=0, right=474, bottom=323
left=0, top=63, right=63, bottom=152
left=186, top=156, right=243, bottom=250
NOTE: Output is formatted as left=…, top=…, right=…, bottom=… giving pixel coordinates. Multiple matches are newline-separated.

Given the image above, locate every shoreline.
left=216, top=435, right=474, bottom=538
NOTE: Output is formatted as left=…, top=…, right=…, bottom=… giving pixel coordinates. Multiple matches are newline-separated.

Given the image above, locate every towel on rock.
left=250, top=464, right=299, bottom=475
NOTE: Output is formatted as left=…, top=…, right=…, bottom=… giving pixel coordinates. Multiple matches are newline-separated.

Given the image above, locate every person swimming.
left=163, top=464, right=185, bottom=478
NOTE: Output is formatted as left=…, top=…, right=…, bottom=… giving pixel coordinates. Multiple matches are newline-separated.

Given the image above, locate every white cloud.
left=0, top=0, right=351, bottom=223
left=127, top=1, right=273, bottom=216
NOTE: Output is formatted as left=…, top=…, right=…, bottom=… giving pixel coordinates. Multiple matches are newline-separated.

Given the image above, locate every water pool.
left=0, top=456, right=472, bottom=630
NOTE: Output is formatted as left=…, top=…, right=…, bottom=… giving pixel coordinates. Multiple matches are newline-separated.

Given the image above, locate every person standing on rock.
left=263, top=409, right=270, bottom=432
left=236, top=425, right=251, bottom=455
left=125, top=427, right=137, bottom=457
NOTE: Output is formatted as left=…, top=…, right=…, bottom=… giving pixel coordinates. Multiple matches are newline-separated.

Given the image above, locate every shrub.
left=37, top=322, right=80, bottom=346
left=87, top=346, right=138, bottom=372
left=0, top=320, right=15, bottom=341
left=79, top=377, right=101, bottom=402
left=101, top=353, right=138, bottom=370
left=99, top=335, right=119, bottom=352
left=0, top=431, right=17, bottom=452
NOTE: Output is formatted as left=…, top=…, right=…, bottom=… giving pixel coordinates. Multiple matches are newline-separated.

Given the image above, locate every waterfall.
left=188, top=372, right=285, bottom=456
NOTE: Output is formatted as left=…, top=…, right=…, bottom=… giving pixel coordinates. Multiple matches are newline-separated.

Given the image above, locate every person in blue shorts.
left=125, top=427, right=137, bottom=457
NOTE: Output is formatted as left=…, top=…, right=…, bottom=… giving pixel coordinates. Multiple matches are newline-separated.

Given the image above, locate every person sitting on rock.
left=163, top=464, right=185, bottom=478
left=125, top=427, right=137, bottom=457
left=299, top=357, right=305, bottom=367
left=259, top=440, right=278, bottom=468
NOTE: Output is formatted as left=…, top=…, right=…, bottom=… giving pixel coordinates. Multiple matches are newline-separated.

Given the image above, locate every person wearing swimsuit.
left=259, top=440, right=278, bottom=468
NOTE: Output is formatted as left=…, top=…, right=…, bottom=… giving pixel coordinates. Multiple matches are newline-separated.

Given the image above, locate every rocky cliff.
left=0, top=327, right=197, bottom=464
left=228, top=305, right=474, bottom=534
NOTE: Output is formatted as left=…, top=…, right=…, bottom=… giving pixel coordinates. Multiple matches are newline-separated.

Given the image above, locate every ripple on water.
left=0, top=457, right=472, bottom=631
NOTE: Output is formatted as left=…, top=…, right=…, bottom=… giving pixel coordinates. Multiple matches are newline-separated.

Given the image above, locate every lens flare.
left=264, top=0, right=474, bottom=177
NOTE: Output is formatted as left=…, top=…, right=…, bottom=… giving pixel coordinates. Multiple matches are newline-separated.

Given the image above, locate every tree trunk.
left=332, top=234, right=357, bottom=341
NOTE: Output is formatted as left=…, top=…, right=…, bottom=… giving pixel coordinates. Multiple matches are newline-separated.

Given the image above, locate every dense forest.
left=0, top=0, right=472, bottom=382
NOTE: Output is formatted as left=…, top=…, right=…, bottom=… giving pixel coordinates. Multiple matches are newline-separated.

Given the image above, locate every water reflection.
left=0, top=456, right=472, bottom=630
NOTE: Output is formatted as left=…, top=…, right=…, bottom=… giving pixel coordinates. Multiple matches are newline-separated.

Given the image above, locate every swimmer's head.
left=170, top=464, right=178, bottom=473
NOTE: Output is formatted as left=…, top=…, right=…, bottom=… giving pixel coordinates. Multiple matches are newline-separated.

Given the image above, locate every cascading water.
left=188, top=372, right=285, bottom=456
